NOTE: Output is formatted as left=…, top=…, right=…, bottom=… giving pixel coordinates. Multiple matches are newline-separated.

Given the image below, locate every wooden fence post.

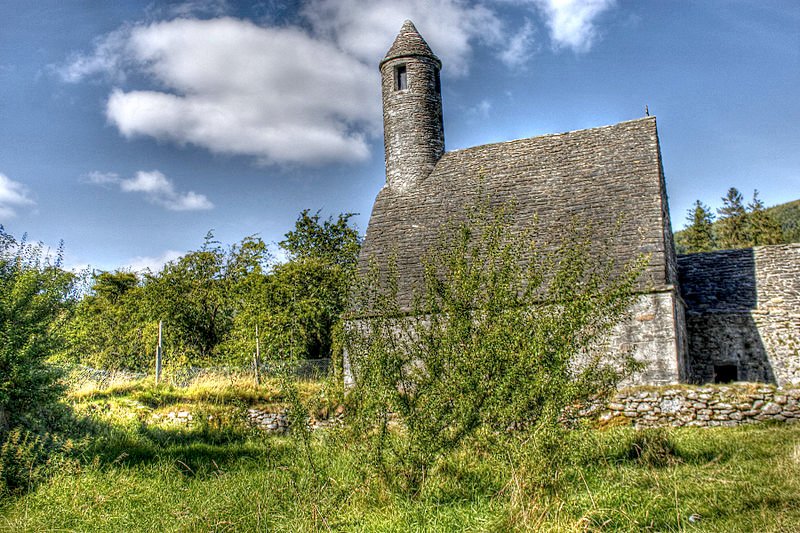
left=254, top=324, right=261, bottom=386
left=155, top=320, right=163, bottom=385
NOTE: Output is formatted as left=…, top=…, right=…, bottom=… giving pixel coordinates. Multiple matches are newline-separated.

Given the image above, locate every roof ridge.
left=442, top=116, right=657, bottom=157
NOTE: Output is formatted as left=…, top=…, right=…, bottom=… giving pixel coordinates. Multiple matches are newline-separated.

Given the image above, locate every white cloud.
left=57, top=1, right=618, bottom=168
left=160, top=0, right=231, bottom=18
left=531, top=0, right=616, bottom=52
left=57, top=27, right=133, bottom=83
left=98, top=18, right=377, bottom=165
left=0, top=173, right=35, bottom=219
left=498, top=20, right=537, bottom=67
left=58, top=3, right=531, bottom=165
left=125, top=249, right=185, bottom=273
left=84, top=171, right=121, bottom=186
left=84, top=169, right=213, bottom=211
left=468, top=99, right=493, bottom=119
left=302, top=0, right=505, bottom=76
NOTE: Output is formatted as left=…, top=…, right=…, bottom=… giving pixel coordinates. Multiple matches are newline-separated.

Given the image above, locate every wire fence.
left=62, top=359, right=331, bottom=389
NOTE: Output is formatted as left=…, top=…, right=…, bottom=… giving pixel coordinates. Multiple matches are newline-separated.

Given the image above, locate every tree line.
left=59, top=210, right=361, bottom=372
left=676, top=187, right=788, bottom=254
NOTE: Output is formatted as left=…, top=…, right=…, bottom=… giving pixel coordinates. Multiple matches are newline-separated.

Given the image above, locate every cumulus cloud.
left=125, top=249, right=185, bottom=272
left=0, top=173, right=35, bottom=219
left=84, top=170, right=213, bottom=211
left=65, top=17, right=379, bottom=165
left=58, top=2, right=615, bottom=165
left=302, top=0, right=505, bottom=76
left=56, top=3, right=524, bottom=165
left=531, top=0, right=616, bottom=52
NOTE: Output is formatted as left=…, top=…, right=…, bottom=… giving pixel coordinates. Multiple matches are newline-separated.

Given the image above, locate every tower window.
left=395, top=65, right=407, bottom=90
left=434, top=69, right=441, bottom=95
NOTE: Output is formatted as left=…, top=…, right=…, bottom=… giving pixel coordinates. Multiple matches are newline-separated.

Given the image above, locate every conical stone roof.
left=380, top=20, right=441, bottom=69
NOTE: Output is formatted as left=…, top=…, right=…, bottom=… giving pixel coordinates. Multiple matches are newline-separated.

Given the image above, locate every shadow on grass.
left=71, top=410, right=294, bottom=478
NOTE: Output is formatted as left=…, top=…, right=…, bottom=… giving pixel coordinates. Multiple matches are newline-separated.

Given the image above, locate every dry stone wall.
left=239, top=386, right=800, bottom=432
left=246, top=407, right=345, bottom=434
left=600, top=384, right=800, bottom=428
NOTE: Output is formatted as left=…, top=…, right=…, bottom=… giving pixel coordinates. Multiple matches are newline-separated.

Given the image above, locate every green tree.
left=147, top=232, right=270, bottom=365
left=279, top=210, right=361, bottom=269
left=92, top=271, right=138, bottom=303
left=681, top=200, right=715, bottom=253
left=60, top=271, right=154, bottom=371
left=226, top=212, right=361, bottom=364
left=716, top=187, right=749, bottom=249
left=345, top=204, right=643, bottom=494
left=746, top=190, right=783, bottom=246
left=0, top=227, right=76, bottom=434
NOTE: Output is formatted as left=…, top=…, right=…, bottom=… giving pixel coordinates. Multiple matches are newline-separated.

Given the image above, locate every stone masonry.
left=380, top=20, right=444, bottom=192
left=678, top=244, right=800, bottom=385
left=600, top=384, right=800, bottom=428
left=358, top=21, right=687, bottom=385
left=354, top=21, right=799, bottom=388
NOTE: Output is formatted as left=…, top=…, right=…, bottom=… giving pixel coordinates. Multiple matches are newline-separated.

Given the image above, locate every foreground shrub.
left=345, top=201, right=644, bottom=494
left=0, top=227, right=76, bottom=436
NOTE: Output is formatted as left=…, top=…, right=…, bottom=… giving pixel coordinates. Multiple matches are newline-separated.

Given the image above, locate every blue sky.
left=1, top=0, right=798, bottom=271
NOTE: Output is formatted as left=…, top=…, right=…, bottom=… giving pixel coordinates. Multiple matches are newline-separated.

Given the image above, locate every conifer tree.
left=682, top=200, right=715, bottom=253
left=716, top=187, right=749, bottom=249
left=747, top=190, right=783, bottom=246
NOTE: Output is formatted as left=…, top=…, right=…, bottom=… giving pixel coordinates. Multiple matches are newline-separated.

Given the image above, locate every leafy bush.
left=0, top=227, right=76, bottom=434
left=0, top=427, right=74, bottom=497
left=62, top=211, right=361, bottom=372
left=345, top=201, right=644, bottom=494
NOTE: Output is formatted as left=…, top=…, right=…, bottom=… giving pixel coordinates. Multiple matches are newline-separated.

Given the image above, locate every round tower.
left=380, top=20, right=444, bottom=191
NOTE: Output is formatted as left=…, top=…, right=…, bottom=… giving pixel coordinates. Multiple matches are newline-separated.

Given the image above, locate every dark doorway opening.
left=714, top=364, right=738, bottom=383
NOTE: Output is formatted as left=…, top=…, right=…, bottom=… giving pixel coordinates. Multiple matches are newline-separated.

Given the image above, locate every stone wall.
left=248, top=386, right=800, bottom=432
left=360, top=117, right=686, bottom=385
left=610, top=291, right=685, bottom=385
left=678, top=244, right=800, bottom=385
left=362, top=118, right=675, bottom=310
left=600, top=384, right=800, bottom=428
left=246, top=408, right=344, bottom=434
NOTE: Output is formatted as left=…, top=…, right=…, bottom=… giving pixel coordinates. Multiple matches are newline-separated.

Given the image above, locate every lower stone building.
left=678, top=244, right=800, bottom=386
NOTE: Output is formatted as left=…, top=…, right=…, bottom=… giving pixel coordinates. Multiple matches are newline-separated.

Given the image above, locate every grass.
left=1, top=377, right=799, bottom=532
left=69, top=372, right=325, bottom=408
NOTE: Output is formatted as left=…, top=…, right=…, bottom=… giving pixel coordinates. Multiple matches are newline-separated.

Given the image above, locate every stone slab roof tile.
left=381, top=20, right=441, bottom=69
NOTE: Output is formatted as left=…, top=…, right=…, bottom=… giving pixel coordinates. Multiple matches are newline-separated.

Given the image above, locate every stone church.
left=358, top=21, right=800, bottom=386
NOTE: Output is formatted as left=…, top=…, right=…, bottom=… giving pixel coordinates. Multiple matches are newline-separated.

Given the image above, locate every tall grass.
left=68, top=370, right=324, bottom=408
left=1, top=377, right=799, bottom=531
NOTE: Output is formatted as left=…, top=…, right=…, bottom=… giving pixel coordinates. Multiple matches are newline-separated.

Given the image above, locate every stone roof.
left=359, top=116, right=676, bottom=310
left=380, top=20, right=441, bottom=70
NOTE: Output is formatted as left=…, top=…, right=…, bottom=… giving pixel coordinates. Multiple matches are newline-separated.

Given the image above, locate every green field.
left=1, top=377, right=799, bottom=532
